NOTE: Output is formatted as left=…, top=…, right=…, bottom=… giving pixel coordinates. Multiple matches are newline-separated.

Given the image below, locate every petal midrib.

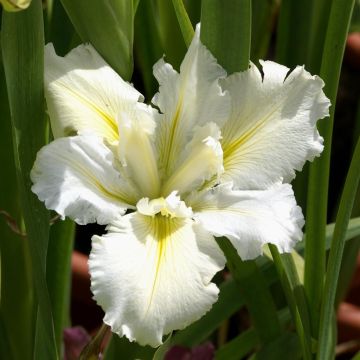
left=54, top=81, right=119, bottom=141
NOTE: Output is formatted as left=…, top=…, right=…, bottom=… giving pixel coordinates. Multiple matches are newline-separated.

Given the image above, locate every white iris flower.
left=31, top=25, right=330, bottom=347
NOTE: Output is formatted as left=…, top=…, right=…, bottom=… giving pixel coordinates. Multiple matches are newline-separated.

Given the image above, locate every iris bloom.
left=31, top=26, right=330, bottom=347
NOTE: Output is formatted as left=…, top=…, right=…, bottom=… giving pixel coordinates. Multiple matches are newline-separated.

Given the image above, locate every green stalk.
left=276, top=0, right=313, bottom=67
left=1, top=0, right=58, bottom=358
left=269, top=246, right=312, bottom=360
left=304, top=0, right=355, bottom=338
left=317, top=116, right=360, bottom=358
left=134, top=0, right=163, bottom=98
left=217, top=239, right=282, bottom=344
left=46, top=219, right=75, bottom=351
left=156, top=0, right=187, bottom=70
left=0, top=62, right=34, bottom=360
left=60, top=0, right=135, bottom=80
left=171, top=0, right=194, bottom=47
left=200, top=0, right=251, bottom=74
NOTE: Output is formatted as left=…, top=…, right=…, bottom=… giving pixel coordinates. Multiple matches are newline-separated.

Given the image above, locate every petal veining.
left=162, top=122, right=224, bottom=196
left=117, top=102, right=161, bottom=198
left=31, top=135, right=138, bottom=225
left=220, top=61, right=330, bottom=189
left=153, top=25, right=230, bottom=178
left=89, top=212, right=225, bottom=347
left=45, top=43, right=143, bottom=142
left=189, top=182, right=304, bottom=259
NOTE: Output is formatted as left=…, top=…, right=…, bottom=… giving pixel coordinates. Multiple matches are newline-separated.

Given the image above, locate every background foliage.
left=1, top=0, right=360, bottom=359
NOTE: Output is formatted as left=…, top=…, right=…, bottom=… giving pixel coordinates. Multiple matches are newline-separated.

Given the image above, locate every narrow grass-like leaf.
left=152, top=333, right=172, bottom=360
left=46, top=218, right=75, bottom=351
left=47, top=0, right=76, bottom=56
left=156, top=0, right=187, bottom=69
left=104, top=335, right=155, bottom=360
left=0, top=54, right=35, bottom=359
left=200, top=0, right=251, bottom=74
left=215, top=329, right=258, bottom=360
left=216, top=239, right=282, bottom=344
left=305, top=0, right=355, bottom=337
left=295, top=216, right=360, bottom=254
left=269, top=246, right=312, bottom=360
left=173, top=263, right=278, bottom=347
left=252, top=332, right=301, bottom=360
left=251, top=0, right=277, bottom=62
left=134, top=0, right=163, bottom=98
left=80, top=324, right=110, bottom=360
left=317, top=108, right=360, bottom=358
left=60, top=0, right=134, bottom=80
left=275, top=0, right=313, bottom=67
left=171, top=0, right=194, bottom=47
left=1, top=0, right=58, bottom=358
left=307, top=0, right=333, bottom=73
left=336, top=104, right=360, bottom=305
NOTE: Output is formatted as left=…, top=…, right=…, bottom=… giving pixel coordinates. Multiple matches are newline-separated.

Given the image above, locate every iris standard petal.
left=220, top=61, right=330, bottom=190
left=31, top=135, right=138, bottom=225
left=117, top=102, right=161, bottom=198
left=189, top=183, right=304, bottom=260
left=162, top=122, right=223, bottom=197
left=45, top=43, right=143, bottom=142
left=89, top=212, right=225, bottom=347
left=152, top=24, right=230, bottom=178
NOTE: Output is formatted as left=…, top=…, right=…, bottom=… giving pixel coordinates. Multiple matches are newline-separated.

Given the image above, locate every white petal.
left=220, top=61, right=330, bottom=189
left=152, top=24, right=230, bottom=177
left=89, top=212, right=225, bottom=347
left=162, top=122, right=223, bottom=196
left=31, top=135, right=138, bottom=225
left=189, top=183, right=304, bottom=260
left=45, top=43, right=143, bottom=142
left=136, top=192, right=192, bottom=218
left=117, top=102, right=161, bottom=198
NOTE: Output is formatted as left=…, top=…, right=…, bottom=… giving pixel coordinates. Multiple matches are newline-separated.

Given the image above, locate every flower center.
left=136, top=191, right=192, bottom=219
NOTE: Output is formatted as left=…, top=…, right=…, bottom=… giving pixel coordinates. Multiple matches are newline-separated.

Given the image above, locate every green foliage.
left=1, top=0, right=360, bottom=359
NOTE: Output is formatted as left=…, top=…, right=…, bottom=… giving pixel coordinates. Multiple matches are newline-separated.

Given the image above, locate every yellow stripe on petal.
left=89, top=212, right=225, bottom=347
left=117, top=103, right=161, bottom=199
left=45, top=44, right=143, bottom=141
left=162, top=123, right=224, bottom=196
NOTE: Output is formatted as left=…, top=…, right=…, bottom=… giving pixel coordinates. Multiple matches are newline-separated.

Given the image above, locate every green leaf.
left=47, top=0, right=76, bottom=56
left=317, top=89, right=360, bottom=358
left=276, top=0, right=313, bottom=67
left=0, top=49, right=35, bottom=360
left=1, top=0, right=58, bottom=358
left=46, top=218, right=75, bottom=350
left=134, top=0, right=163, bottom=98
left=60, top=0, right=135, bottom=80
left=305, top=0, right=355, bottom=338
left=104, top=335, right=155, bottom=360
left=269, top=246, right=312, bottom=360
left=252, top=332, right=301, bottom=360
left=200, top=0, right=251, bottom=73
left=216, top=239, right=282, bottom=344
left=153, top=333, right=173, bottom=360
left=156, top=0, right=187, bottom=70
left=171, top=0, right=194, bottom=47
left=251, top=0, right=278, bottom=62
left=173, top=262, right=278, bottom=347
left=215, top=329, right=258, bottom=360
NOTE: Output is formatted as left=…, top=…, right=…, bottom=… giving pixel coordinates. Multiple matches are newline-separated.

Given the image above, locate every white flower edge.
left=189, top=182, right=304, bottom=260
left=219, top=60, right=330, bottom=190
left=89, top=213, right=225, bottom=347
left=30, top=135, right=137, bottom=225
